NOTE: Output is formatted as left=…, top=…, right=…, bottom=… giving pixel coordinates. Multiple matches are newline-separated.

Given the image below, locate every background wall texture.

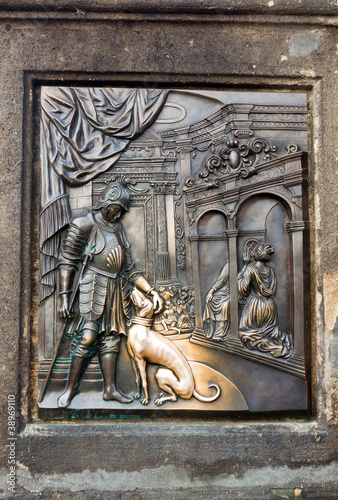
left=0, top=1, right=337, bottom=498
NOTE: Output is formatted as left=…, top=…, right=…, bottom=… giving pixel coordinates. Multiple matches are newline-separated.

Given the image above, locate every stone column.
left=227, top=229, right=239, bottom=339
left=165, top=192, right=177, bottom=280
left=178, top=148, right=193, bottom=284
left=286, top=220, right=309, bottom=357
left=154, top=186, right=171, bottom=284
left=189, top=235, right=204, bottom=332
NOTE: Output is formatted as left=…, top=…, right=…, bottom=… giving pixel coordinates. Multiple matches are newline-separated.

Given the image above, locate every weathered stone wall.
left=0, top=1, right=337, bottom=498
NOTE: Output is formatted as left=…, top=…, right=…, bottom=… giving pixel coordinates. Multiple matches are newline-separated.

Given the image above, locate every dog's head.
left=130, top=288, right=154, bottom=318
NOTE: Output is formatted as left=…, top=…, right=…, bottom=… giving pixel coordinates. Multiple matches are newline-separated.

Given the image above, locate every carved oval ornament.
left=229, top=149, right=241, bottom=169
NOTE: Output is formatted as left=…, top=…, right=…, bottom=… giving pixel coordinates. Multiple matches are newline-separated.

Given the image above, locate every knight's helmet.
left=94, top=183, right=130, bottom=212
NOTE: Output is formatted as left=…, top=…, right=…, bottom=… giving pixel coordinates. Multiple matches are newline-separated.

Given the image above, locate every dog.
left=127, top=288, right=221, bottom=406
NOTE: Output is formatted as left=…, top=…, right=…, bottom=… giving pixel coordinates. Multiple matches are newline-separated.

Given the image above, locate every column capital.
left=226, top=229, right=239, bottom=238
left=286, top=221, right=309, bottom=233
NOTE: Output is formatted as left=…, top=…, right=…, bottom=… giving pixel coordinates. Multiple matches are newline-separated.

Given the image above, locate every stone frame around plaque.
left=3, top=5, right=336, bottom=495
left=34, top=83, right=311, bottom=418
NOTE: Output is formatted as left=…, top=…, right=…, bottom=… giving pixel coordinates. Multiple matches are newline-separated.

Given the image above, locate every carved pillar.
left=154, top=187, right=171, bottom=284
left=165, top=192, right=177, bottom=280
left=286, top=220, right=309, bottom=357
left=190, top=235, right=203, bottom=331
left=178, top=148, right=193, bottom=284
left=232, top=103, right=254, bottom=138
left=227, top=229, right=239, bottom=339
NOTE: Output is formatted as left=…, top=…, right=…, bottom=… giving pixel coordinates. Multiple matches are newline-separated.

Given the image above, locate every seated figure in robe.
left=203, top=263, right=230, bottom=341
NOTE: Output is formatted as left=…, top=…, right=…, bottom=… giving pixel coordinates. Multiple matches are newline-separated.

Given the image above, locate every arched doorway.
left=192, top=210, right=228, bottom=330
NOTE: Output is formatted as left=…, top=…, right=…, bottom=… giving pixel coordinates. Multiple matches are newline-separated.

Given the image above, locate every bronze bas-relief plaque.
left=37, top=87, right=309, bottom=416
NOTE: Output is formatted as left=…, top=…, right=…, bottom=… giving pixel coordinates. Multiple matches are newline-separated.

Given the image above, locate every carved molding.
left=238, top=164, right=287, bottom=186
left=251, top=121, right=307, bottom=130
left=150, top=182, right=178, bottom=195
left=286, top=221, right=309, bottom=232
left=121, top=146, right=154, bottom=158
left=174, top=193, right=186, bottom=271
left=39, top=87, right=309, bottom=414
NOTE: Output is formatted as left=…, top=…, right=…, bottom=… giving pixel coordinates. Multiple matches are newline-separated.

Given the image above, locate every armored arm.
left=58, top=221, right=88, bottom=322
left=125, top=252, right=163, bottom=314
left=119, top=222, right=163, bottom=314
left=133, top=275, right=164, bottom=314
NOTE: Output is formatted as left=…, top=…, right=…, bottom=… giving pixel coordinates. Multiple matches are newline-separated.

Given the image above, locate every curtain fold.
left=40, top=87, right=168, bottom=302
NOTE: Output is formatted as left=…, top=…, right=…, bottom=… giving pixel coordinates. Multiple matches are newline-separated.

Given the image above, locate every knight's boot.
left=57, top=355, right=86, bottom=408
left=99, top=352, right=132, bottom=404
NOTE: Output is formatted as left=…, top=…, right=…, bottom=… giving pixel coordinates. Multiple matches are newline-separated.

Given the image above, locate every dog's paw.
left=154, top=398, right=165, bottom=406
left=133, top=392, right=141, bottom=399
left=140, top=398, right=149, bottom=405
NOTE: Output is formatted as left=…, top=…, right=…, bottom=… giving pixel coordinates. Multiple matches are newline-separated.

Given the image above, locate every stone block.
left=0, top=1, right=337, bottom=498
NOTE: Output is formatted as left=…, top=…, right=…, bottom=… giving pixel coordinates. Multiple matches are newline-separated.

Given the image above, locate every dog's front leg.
left=131, top=358, right=141, bottom=400
left=136, top=358, right=149, bottom=405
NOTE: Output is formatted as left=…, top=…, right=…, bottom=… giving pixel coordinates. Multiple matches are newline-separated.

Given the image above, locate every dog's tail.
left=193, top=383, right=221, bottom=403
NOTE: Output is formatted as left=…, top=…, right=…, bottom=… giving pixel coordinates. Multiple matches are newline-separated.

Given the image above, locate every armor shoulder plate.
left=71, top=210, right=95, bottom=237
left=59, top=211, right=95, bottom=265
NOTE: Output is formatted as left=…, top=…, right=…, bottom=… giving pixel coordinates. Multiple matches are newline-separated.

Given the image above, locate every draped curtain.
left=40, top=87, right=169, bottom=302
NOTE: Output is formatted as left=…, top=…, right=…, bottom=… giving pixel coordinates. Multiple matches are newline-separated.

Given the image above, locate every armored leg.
left=57, top=323, right=98, bottom=408
left=57, top=355, right=88, bottom=408
left=98, top=334, right=132, bottom=403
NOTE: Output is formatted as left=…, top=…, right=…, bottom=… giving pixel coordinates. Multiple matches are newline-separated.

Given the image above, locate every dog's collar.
left=130, top=316, right=153, bottom=327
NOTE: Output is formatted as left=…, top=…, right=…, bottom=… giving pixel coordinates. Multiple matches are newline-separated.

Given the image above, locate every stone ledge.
left=0, top=0, right=337, bottom=16
left=21, top=420, right=323, bottom=437
left=2, top=463, right=337, bottom=496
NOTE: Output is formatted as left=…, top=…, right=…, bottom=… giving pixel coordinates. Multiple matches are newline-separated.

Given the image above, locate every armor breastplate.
left=90, top=227, right=125, bottom=275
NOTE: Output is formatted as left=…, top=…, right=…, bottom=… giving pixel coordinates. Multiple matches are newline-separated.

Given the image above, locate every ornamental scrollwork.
left=286, top=144, right=299, bottom=154
left=185, top=138, right=278, bottom=187
left=150, top=182, right=178, bottom=195
left=292, top=196, right=302, bottom=208
left=94, top=174, right=149, bottom=196
left=121, top=146, right=153, bottom=159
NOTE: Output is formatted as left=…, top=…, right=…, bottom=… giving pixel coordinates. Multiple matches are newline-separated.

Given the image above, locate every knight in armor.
left=57, top=183, right=163, bottom=408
